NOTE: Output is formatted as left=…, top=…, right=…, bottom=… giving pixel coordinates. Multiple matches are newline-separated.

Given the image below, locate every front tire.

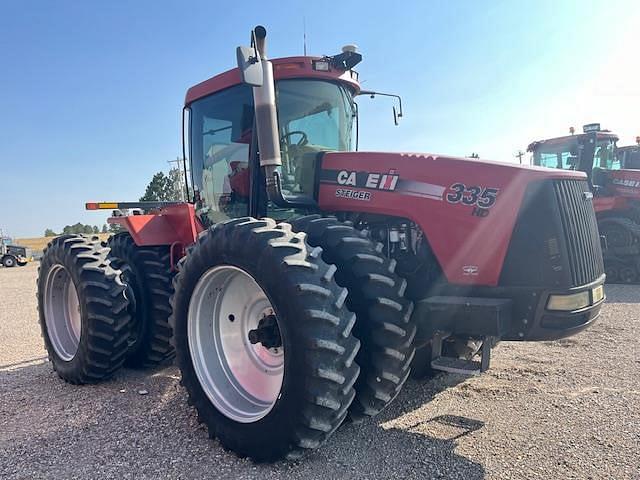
left=108, top=233, right=175, bottom=368
left=37, top=235, right=131, bottom=384
left=170, top=218, right=360, bottom=461
left=289, top=216, right=416, bottom=421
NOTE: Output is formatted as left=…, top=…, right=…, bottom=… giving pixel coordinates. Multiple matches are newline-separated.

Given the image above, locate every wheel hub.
left=248, top=314, right=282, bottom=350
left=187, top=265, right=284, bottom=423
left=43, top=265, right=82, bottom=361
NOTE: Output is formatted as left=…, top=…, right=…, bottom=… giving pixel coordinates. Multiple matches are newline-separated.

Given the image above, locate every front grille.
left=553, top=180, right=604, bottom=286
left=500, top=179, right=604, bottom=288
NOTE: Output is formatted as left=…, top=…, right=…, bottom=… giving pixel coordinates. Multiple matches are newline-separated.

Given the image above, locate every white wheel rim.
left=187, top=265, right=284, bottom=423
left=44, top=265, right=82, bottom=361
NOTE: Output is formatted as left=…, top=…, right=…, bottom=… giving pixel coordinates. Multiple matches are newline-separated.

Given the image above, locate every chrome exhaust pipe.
left=251, top=26, right=282, bottom=201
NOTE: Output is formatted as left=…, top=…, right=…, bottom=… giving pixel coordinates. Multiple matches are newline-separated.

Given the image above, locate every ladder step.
left=431, top=356, right=481, bottom=375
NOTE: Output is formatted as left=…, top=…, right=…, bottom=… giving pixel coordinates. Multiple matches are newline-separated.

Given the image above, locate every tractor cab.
left=187, top=71, right=358, bottom=225
left=617, top=140, right=640, bottom=169
left=528, top=125, right=640, bottom=203
left=528, top=124, right=619, bottom=190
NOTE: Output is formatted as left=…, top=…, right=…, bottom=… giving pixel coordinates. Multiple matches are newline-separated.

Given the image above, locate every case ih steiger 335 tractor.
left=528, top=124, right=640, bottom=283
left=37, top=27, right=606, bottom=461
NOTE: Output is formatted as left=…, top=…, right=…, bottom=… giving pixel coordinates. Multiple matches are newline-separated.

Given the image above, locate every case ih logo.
left=612, top=178, right=640, bottom=188
left=337, top=170, right=400, bottom=191
left=462, top=265, right=479, bottom=275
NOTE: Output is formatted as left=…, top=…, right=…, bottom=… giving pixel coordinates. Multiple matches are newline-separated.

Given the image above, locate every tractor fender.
left=108, top=203, right=204, bottom=254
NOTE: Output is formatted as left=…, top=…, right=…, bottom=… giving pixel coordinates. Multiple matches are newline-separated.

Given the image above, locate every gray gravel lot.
left=1, top=263, right=638, bottom=479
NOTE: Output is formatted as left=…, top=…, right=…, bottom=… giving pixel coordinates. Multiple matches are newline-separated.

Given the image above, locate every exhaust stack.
left=251, top=25, right=282, bottom=192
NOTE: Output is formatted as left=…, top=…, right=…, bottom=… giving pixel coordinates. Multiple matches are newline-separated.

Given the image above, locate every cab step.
left=430, top=333, right=496, bottom=376
left=430, top=356, right=482, bottom=375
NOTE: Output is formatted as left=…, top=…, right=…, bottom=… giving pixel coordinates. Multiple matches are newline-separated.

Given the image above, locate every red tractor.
left=37, top=26, right=605, bottom=461
left=617, top=137, right=640, bottom=170
left=528, top=124, right=640, bottom=283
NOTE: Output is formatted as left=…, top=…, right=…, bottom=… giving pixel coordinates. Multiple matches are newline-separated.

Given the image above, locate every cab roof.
left=185, top=56, right=361, bottom=105
left=527, top=132, right=619, bottom=152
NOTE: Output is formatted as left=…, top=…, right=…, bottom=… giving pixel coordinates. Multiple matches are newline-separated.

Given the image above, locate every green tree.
left=109, top=223, right=123, bottom=234
left=44, top=228, right=57, bottom=237
left=61, top=223, right=100, bottom=235
left=101, top=224, right=108, bottom=234
left=140, top=167, right=184, bottom=202
left=140, top=172, right=171, bottom=201
left=92, top=225, right=99, bottom=234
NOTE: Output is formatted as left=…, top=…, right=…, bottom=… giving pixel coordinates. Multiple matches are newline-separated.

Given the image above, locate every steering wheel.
left=280, top=130, right=308, bottom=147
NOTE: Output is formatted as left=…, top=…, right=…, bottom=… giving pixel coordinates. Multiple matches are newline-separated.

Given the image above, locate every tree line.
left=45, top=224, right=114, bottom=237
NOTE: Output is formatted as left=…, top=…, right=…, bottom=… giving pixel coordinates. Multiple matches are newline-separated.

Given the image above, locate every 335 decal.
left=446, top=183, right=499, bottom=208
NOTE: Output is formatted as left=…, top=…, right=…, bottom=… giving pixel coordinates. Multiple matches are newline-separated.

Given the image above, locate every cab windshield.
left=187, top=79, right=356, bottom=225
left=532, top=137, right=619, bottom=171
left=276, top=79, right=355, bottom=196
left=593, top=138, right=618, bottom=170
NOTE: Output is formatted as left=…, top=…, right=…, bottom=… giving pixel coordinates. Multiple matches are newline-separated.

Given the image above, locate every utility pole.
left=515, top=150, right=525, bottom=165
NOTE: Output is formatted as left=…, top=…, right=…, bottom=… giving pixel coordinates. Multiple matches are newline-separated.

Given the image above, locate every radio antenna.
left=303, top=17, right=307, bottom=56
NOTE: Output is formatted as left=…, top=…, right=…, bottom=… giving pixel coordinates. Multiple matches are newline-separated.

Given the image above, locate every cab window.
left=537, top=151, right=578, bottom=170
left=594, top=140, right=619, bottom=170
left=189, top=86, right=254, bottom=225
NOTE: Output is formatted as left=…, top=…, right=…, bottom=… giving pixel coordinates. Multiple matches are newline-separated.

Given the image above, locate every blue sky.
left=1, top=0, right=639, bottom=237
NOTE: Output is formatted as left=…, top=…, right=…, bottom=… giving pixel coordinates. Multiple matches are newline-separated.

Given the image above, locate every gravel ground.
left=1, top=263, right=638, bottom=479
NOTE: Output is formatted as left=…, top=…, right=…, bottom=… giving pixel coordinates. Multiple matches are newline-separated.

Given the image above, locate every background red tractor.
left=617, top=137, right=640, bottom=170
left=37, top=26, right=606, bottom=461
left=528, top=124, right=640, bottom=283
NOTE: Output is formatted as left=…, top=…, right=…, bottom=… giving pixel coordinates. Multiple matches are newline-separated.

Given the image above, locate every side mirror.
left=236, top=46, right=263, bottom=87
left=360, top=90, right=403, bottom=126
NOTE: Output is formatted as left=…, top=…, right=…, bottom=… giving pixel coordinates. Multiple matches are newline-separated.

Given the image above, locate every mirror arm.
left=358, top=90, right=404, bottom=125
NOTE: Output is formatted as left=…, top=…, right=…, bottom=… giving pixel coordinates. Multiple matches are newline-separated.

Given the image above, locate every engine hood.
left=322, top=151, right=588, bottom=181
left=317, top=151, right=593, bottom=287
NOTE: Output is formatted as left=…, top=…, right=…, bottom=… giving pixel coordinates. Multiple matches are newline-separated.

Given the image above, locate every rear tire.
left=289, top=215, right=416, bottom=421
left=170, top=218, right=360, bottom=461
left=37, top=235, right=131, bottom=384
left=108, top=233, right=175, bottom=368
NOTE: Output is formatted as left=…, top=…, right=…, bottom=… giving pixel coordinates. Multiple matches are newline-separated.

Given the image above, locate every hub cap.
left=187, top=265, right=284, bottom=423
left=44, top=265, right=82, bottom=361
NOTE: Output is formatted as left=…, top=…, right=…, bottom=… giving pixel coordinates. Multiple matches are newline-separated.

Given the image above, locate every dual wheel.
left=604, top=258, right=639, bottom=284
left=38, top=217, right=418, bottom=461
left=37, top=234, right=175, bottom=383
left=171, top=217, right=416, bottom=460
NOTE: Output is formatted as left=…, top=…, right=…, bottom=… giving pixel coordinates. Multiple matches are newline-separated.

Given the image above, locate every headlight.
left=547, top=291, right=590, bottom=311
left=592, top=285, right=605, bottom=303
left=312, top=60, right=330, bottom=71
